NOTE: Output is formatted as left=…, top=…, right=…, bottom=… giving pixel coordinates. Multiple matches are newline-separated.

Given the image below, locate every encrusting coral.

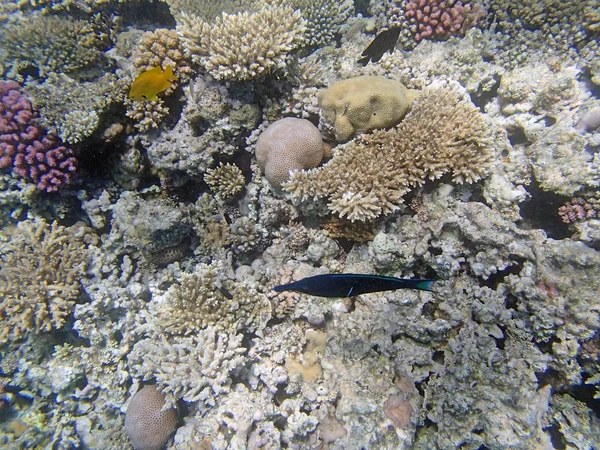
left=319, top=76, right=419, bottom=142
left=285, top=82, right=493, bottom=222
left=256, top=117, right=325, bottom=187
left=0, top=219, right=87, bottom=344
left=177, top=3, right=306, bottom=81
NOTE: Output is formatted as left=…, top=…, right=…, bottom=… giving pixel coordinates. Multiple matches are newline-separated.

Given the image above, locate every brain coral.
left=177, top=3, right=305, bottom=81
left=256, top=117, right=324, bottom=187
left=285, top=82, right=493, bottom=222
left=319, top=76, right=419, bottom=142
left=124, top=385, right=178, bottom=450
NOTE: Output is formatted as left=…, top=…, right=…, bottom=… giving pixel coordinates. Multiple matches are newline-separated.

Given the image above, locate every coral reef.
left=204, top=162, right=245, bottom=200
left=0, top=81, right=77, bottom=192
left=0, top=219, right=87, bottom=344
left=0, top=14, right=103, bottom=77
left=124, top=385, right=177, bottom=450
left=286, top=81, right=493, bottom=221
left=559, top=196, right=600, bottom=224
left=256, top=117, right=324, bottom=187
left=132, top=28, right=193, bottom=81
left=319, top=76, right=418, bottom=142
left=177, top=3, right=305, bottom=81
left=24, top=73, right=123, bottom=144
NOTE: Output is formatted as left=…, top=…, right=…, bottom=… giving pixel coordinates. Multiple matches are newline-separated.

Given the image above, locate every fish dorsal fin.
left=164, top=65, right=177, bottom=81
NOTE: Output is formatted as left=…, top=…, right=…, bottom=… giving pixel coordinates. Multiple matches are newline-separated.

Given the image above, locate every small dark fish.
left=273, top=273, right=435, bottom=298
left=358, top=26, right=401, bottom=66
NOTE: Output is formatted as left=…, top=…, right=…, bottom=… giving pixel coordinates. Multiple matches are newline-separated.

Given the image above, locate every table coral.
left=255, top=117, right=324, bottom=187
left=286, top=81, right=493, bottom=222
left=0, top=81, right=77, bottom=192
left=319, top=76, right=418, bottom=142
left=0, top=219, right=87, bottom=344
left=0, top=14, right=103, bottom=77
left=177, top=3, right=305, bottom=81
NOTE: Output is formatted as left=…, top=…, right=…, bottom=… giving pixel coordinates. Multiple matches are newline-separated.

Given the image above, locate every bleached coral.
left=177, top=3, right=305, bottom=80
left=0, top=219, right=87, bottom=343
left=127, top=327, right=246, bottom=407
left=285, top=82, right=493, bottom=221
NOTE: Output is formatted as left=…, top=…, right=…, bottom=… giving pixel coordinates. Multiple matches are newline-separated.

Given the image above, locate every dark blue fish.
left=273, top=274, right=435, bottom=297
left=358, top=26, right=401, bottom=66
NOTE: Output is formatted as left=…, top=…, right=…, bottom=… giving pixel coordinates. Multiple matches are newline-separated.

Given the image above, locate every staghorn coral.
left=177, top=3, right=305, bottom=81
left=0, top=219, right=87, bottom=344
left=256, top=118, right=324, bottom=187
left=0, top=81, right=77, bottom=192
left=24, top=73, right=123, bottom=144
left=162, top=0, right=257, bottom=21
left=0, top=14, right=103, bottom=77
left=127, top=327, right=247, bottom=407
left=124, top=385, right=178, bottom=450
left=204, top=163, right=246, bottom=200
left=285, top=81, right=493, bottom=222
left=132, top=28, right=194, bottom=82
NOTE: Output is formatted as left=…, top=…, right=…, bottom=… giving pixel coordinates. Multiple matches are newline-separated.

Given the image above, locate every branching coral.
left=0, top=14, right=103, bottom=76
left=177, top=3, right=305, bottom=81
left=24, top=73, right=123, bottom=144
left=204, top=163, right=246, bottom=200
left=162, top=0, right=257, bottom=21
left=285, top=81, right=493, bottom=222
left=132, top=28, right=194, bottom=81
left=127, top=327, right=246, bottom=407
left=0, top=219, right=87, bottom=344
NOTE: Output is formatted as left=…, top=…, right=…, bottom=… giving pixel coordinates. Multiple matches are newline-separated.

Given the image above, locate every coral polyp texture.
left=124, top=385, right=178, bottom=450
left=0, top=219, right=87, bottom=344
left=0, top=81, right=76, bottom=192
left=285, top=82, right=493, bottom=221
left=177, top=3, right=305, bottom=80
left=204, top=162, right=246, bottom=200
left=132, top=28, right=194, bottom=81
left=256, top=117, right=324, bottom=187
left=319, top=76, right=419, bottom=142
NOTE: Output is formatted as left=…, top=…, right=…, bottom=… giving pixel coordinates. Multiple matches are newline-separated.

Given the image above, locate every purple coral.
left=0, top=80, right=76, bottom=192
left=405, top=0, right=483, bottom=42
left=558, top=197, right=598, bottom=224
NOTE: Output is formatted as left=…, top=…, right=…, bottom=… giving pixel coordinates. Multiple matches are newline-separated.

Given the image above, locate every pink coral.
left=558, top=197, right=598, bottom=224
left=405, top=0, right=482, bottom=42
left=0, top=81, right=76, bottom=192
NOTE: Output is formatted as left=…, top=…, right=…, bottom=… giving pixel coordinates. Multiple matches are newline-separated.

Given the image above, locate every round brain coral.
left=255, top=117, right=324, bottom=187
left=124, top=385, right=178, bottom=450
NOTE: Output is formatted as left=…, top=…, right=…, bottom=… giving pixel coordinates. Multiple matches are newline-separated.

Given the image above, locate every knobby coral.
left=0, top=81, right=77, bottom=192
left=285, top=82, right=493, bottom=222
left=0, top=219, right=88, bottom=344
left=177, top=3, right=305, bottom=81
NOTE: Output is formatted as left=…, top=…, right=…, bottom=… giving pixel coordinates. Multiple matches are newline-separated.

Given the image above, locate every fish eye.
left=142, top=94, right=147, bottom=99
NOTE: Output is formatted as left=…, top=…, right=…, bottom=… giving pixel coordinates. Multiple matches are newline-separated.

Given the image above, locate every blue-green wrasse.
left=273, top=274, right=435, bottom=298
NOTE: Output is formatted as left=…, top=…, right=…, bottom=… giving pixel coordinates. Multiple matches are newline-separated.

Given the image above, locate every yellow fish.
left=129, top=65, right=177, bottom=101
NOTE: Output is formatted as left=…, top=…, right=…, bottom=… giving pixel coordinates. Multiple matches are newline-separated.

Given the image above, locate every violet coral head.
left=405, top=0, right=482, bottom=42
left=0, top=80, right=76, bottom=192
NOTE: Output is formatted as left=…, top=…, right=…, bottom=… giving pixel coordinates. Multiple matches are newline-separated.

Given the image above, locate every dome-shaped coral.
left=124, top=385, right=178, bottom=450
left=255, top=117, right=324, bottom=187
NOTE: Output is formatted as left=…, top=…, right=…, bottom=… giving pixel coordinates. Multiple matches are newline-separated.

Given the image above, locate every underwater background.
left=0, top=0, right=599, bottom=448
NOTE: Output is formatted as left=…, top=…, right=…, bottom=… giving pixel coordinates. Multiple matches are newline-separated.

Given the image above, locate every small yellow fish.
left=129, top=65, right=177, bottom=101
